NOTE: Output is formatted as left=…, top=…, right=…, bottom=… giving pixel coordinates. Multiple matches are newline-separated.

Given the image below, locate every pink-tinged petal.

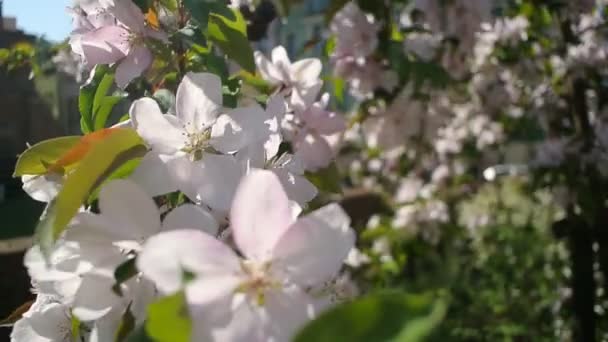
left=176, top=72, right=223, bottom=130
left=272, top=169, right=318, bottom=205
left=294, top=133, right=334, bottom=171
left=97, top=179, right=162, bottom=239
left=129, top=152, right=178, bottom=197
left=230, top=170, right=294, bottom=261
left=72, top=272, right=124, bottom=321
left=115, top=45, right=153, bottom=88
left=163, top=204, right=219, bottom=236
left=208, top=287, right=316, bottom=342
left=109, top=0, right=145, bottom=32
left=211, top=105, right=272, bottom=154
left=254, top=51, right=283, bottom=85
left=271, top=46, right=291, bottom=70
left=80, top=25, right=130, bottom=65
left=263, top=287, right=319, bottom=341
left=290, top=58, right=322, bottom=87
left=129, top=98, right=186, bottom=154
left=302, top=105, right=347, bottom=135
left=137, top=229, right=241, bottom=294
left=193, top=154, right=244, bottom=214
left=272, top=206, right=355, bottom=287
left=291, top=82, right=322, bottom=114
left=185, top=275, right=242, bottom=326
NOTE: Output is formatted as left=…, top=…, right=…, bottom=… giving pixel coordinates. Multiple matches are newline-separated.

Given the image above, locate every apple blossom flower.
left=11, top=295, right=73, bottom=342
left=130, top=72, right=278, bottom=214
left=59, top=179, right=218, bottom=323
left=287, top=83, right=347, bottom=171
left=70, top=0, right=167, bottom=88
left=137, top=170, right=355, bottom=342
left=330, top=2, right=379, bottom=60
left=254, top=45, right=322, bottom=98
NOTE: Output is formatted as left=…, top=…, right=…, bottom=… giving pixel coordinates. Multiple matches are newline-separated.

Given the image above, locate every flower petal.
left=254, top=51, right=283, bottom=85
left=176, top=72, right=223, bottom=130
left=79, top=25, right=130, bottom=65
left=273, top=204, right=355, bottom=287
left=192, top=154, right=244, bottom=214
left=163, top=204, right=219, bottom=236
left=272, top=168, right=318, bottom=205
left=230, top=170, right=294, bottom=260
left=21, top=174, right=62, bottom=203
left=137, top=229, right=241, bottom=294
left=72, top=272, right=124, bottom=321
left=97, top=179, right=162, bottom=239
left=130, top=98, right=185, bottom=154
left=290, top=58, right=322, bottom=87
left=115, top=45, right=153, bottom=88
left=211, top=105, right=272, bottom=154
left=294, top=132, right=334, bottom=171
left=129, top=152, right=178, bottom=197
left=109, top=0, right=145, bottom=32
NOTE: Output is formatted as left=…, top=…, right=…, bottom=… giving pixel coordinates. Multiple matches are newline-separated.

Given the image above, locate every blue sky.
left=4, top=0, right=72, bottom=42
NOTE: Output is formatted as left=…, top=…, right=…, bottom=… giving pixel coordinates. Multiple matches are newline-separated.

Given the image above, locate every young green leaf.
left=13, top=136, right=82, bottom=176
left=294, top=290, right=447, bottom=342
left=207, top=10, right=255, bottom=73
left=35, top=128, right=146, bottom=257
left=146, top=292, right=192, bottom=342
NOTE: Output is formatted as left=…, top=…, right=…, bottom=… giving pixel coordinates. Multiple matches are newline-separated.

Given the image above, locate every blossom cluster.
left=12, top=1, right=356, bottom=341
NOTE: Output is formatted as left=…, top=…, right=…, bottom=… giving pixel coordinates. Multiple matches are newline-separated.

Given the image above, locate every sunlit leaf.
left=35, top=128, right=146, bottom=256
left=13, top=136, right=81, bottom=176
left=207, top=10, right=255, bottom=73
left=294, top=291, right=447, bottom=342
left=146, top=292, right=191, bottom=342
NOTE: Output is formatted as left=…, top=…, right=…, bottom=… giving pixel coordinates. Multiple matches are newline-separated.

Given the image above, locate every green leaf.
left=294, top=291, right=447, bottom=342
left=35, top=129, right=146, bottom=256
left=112, top=256, right=138, bottom=296
left=305, top=162, right=342, bottom=194
left=115, top=305, right=136, bottom=342
left=207, top=10, right=255, bottom=73
left=94, top=96, right=123, bottom=131
left=159, top=0, right=178, bottom=11
left=13, top=136, right=81, bottom=176
left=146, top=292, right=192, bottom=342
left=79, top=65, right=109, bottom=134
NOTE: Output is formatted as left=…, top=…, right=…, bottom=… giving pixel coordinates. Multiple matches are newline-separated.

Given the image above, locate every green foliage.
left=295, top=291, right=447, bottom=342
left=79, top=66, right=124, bottom=133
left=207, top=10, right=255, bottom=73
left=35, top=129, right=146, bottom=257
left=145, top=292, right=192, bottom=342
left=13, top=136, right=81, bottom=176
left=306, top=163, right=343, bottom=194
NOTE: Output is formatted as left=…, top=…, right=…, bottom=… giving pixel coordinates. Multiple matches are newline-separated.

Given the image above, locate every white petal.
left=129, top=152, right=178, bottom=197
left=290, top=82, right=322, bottom=114
left=230, top=170, right=294, bottom=261
left=272, top=169, right=318, bottom=205
left=163, top=204, right=219, bottom=236
left=22, top=174, right=62, bottom=203
left=193, top=154, right=244, bottom=214
left=115, top=45, right=153, bottom=88
left=211, top=105, right=272, bottom=154
left=271, top=46, right=291, bottom=69
left=290, top=58, right=322, bottom=88
left=176, top=72, right=223, bottom=130
left=273, top=205, right=355, bottom=287
left=254, top=51, right=283, bottom=84
left=137, top=229, right=241, bottom=294
left=72, top=272, right=124, bottom=321
left=98, top=179, right=162, bottom=239
left=26, top=303, right=71, bottom=341
left=130, top=98, right=185, bottom=154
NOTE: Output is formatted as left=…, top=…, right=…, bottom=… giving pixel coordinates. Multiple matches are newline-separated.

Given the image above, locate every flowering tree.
left=3, top=0, right=608, bottom=340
